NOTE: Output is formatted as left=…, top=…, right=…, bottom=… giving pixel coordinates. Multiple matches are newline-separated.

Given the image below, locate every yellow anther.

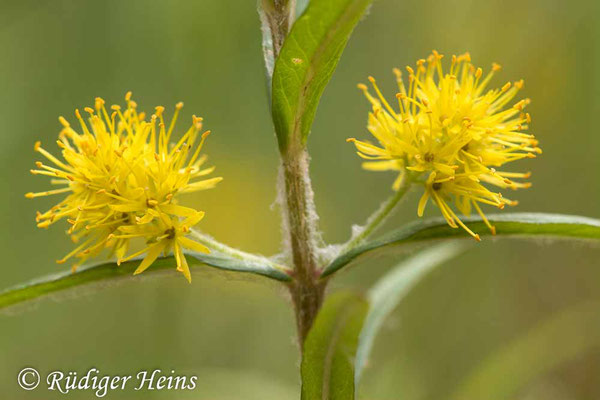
left=513, top=100, right=527, bottom=110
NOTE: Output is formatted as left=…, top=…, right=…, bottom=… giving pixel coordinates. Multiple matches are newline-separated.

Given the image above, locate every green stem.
left=281, top=149, right=325, bottom=347
left=261, top=0, right=323, bottom=349
left=260, top=0, right=296, bottom=62
left=189, top=228, right=291, bottom=274
left=339, top=175, right=411, bottom=254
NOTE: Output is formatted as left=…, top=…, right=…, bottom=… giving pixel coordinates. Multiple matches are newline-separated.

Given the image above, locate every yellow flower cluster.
left=27, top=93, right=222, bottom=281
left=349, top=51, right=541, bottom=240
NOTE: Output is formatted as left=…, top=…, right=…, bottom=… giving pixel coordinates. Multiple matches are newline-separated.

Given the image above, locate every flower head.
left=27, top=92, right=222, bottom=281
left=348, top=51, right=541, bottom=239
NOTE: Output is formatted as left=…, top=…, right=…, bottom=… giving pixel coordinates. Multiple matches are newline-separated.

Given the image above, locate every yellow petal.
left=178, top=236, right=210, bottom=254
left=109, top=203, right=145, bottom=212
left=160, top=203, right=201, bottom=217
left=133, top=241, right=166, bottom=275
left=417, top=191, right=429, bottom=217
left=182, top=211, right=205, bottom=227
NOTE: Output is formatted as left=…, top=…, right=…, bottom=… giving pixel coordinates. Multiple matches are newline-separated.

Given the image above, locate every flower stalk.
left=339, top=174, right=411, bottom=254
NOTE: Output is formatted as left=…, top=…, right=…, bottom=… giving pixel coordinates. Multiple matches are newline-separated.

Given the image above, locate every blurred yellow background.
left=1, top=0, right=599, bottom=398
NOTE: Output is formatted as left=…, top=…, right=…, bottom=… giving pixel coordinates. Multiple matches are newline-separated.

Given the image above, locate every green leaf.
left=271, top=0, right=373, bottom=153
left=355, top=242, right=469, bottom=385
left=322, top=213, right=600, bottom=278
left=302, top=291, right=369, bottom=400
left=450, top=301, right=600, bottom=400
left=0, top=251, right=291, bottom=312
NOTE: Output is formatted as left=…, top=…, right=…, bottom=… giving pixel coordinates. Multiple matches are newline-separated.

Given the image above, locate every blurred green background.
left=1, top=0, right=599, bottom=398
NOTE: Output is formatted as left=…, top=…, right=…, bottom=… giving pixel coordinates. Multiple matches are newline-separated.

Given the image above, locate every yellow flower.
left=112, top=210, right=209, bottom=283
left=27, top=92, right=222, bottom=281
left=348, top=51, right=541, bottom=240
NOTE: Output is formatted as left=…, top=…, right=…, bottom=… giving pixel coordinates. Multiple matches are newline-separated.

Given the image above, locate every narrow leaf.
left=0, top=251, right=291, bottom=312
left=323, top=213, right=600, bottom=277
left=450, top=301, right=600, bottom=400
left=302, top=291, right=369, bottom=400
left=271, top=0, right=373, bottom=152
left=355, top=242, right=469, bottom=384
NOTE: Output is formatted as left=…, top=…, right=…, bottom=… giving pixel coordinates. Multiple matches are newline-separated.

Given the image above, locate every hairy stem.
left=261, top=0, right=323, bottom=348
left=281, top=149, right=325, bottom=347
left=260, top=0, right=296, bottom=61
left=339, top=175, right=411, bottom=253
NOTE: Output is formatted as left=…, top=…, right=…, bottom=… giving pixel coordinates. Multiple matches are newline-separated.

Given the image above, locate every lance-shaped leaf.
left=355, top=242, right=469, bottom=385
left=271, top=0, right=374, bottom=153
left=323, top=213, right=600, bottom=278
left=0, top=251, right=291, bottom=312
left=302, top=291, right=369, bottom=400
left=450, top=301, right=600, bottom=400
